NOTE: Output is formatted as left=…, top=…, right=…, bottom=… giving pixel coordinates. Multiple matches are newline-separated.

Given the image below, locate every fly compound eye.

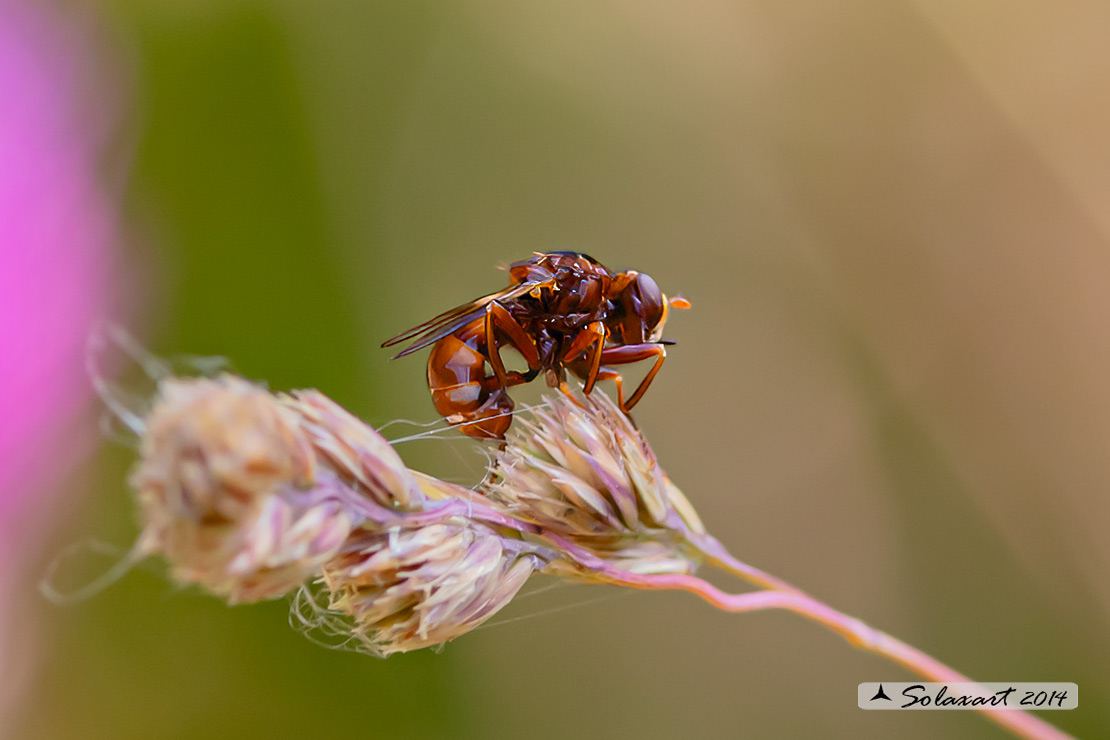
left=634, top=273, right=665, bottom=330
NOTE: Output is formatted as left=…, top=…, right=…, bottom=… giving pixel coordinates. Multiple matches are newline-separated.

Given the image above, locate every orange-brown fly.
left=382, top=252, right=690, bottom=439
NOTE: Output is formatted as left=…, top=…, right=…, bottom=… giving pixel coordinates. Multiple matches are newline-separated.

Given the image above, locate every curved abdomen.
left=426, top=321, right=514, bottom=439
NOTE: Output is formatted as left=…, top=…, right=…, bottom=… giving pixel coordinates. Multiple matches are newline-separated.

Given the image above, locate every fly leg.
left=589, top=368, right=626, bottom=409
left=560, top=321, right=607, bottom=395
left=484, top=301, right=541, bottom=388
left=595, top=343, right=667, bottom=413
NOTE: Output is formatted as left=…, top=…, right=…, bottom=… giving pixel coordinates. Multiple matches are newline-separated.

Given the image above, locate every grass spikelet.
left=282, top=389, right=424, bottom=509
left=317, top=521, right=538, bottom=656
left=484, top=391, right=704, bottom=574
left=131, top=375, right=350, bottom=602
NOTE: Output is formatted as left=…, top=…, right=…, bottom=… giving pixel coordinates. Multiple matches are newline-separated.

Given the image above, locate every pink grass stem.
left=598, top=567, right=1075, bottom=740
left=690, top=533, right=803, bottom=594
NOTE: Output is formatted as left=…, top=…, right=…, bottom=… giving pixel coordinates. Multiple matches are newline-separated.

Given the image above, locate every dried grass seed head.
left=282, top=389, right=424, bottom=509
left=486, top=391, right=705, bottom=574
left=318, top=521, right=538, bottom=656
left=131, top=376, right=352, bottom=602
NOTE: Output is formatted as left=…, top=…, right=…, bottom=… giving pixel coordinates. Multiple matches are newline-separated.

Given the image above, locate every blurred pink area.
left=0, top=0, right=117, bottom=552
left=0, top=0, right=120, bottom=725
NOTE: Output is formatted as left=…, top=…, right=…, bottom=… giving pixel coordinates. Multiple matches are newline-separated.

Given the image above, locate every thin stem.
left=595, top=567, right=1075, bottom=740
left=690, top=533, right=803, bottom=594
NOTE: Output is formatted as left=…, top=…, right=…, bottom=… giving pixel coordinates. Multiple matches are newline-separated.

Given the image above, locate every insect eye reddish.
left=634, top=273, right=665, bottom=328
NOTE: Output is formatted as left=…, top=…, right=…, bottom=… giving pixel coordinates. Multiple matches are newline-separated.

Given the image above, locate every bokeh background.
left=5, top=1, right=1110, bottom=738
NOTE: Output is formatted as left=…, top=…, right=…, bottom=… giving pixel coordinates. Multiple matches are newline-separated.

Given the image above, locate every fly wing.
left=381, top=278, right=552, bottom=359
left=381, top=294, right=491, bottom=349
left=386, top=306, right=487, bottom=358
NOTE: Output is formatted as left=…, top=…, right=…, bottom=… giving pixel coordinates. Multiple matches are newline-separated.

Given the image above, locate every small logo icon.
left=870, top=684, right=892, bottom=702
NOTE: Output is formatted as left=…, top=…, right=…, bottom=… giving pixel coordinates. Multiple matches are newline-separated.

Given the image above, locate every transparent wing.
left=381, top=279, right=552, bottom=358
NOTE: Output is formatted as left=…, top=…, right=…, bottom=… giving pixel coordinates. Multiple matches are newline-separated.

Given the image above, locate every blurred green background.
left=12, top=1, right=1110, bottom=738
